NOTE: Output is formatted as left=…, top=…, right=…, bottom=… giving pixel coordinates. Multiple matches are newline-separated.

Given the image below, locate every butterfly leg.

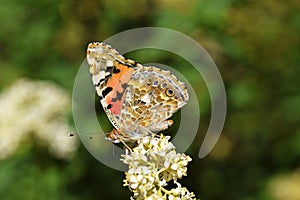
left=106, top=129, right=133, bottom=152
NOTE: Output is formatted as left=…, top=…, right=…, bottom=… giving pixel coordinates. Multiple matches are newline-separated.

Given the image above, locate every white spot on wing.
left=99, top=70, right=105, bottom=78
left=92, top=73, right=101, bottom=85
left=95, top=87, right=102, bottom=97
left=107, top=60, right=113, bottom=67
left=141, top=94, right=151, bottom=105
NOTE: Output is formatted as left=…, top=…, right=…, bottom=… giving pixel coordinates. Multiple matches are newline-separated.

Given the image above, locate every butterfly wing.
left=87, top=42, right=189, bottom=142
left=117, top=66, right=189, bottom=138
left=87, top=42, right=136, bottom=131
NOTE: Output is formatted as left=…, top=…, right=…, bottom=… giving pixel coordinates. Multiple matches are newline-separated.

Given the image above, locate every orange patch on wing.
left=106, top=63, right=134, bottom=115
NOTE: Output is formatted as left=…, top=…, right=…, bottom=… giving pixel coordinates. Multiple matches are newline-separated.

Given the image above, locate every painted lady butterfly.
left=86, top=42, right=189, bottom=143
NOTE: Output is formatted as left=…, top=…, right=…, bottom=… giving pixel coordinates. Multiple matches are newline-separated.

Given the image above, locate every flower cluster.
left=0, top=78, right=78, bottom=159
left=122, top=134, right=197, bottom=200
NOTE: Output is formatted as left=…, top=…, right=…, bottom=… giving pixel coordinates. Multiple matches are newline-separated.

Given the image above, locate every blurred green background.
left=1, top=0, right=300, bottom=199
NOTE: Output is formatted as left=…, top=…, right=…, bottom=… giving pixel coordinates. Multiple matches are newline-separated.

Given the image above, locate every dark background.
left=0, top=0, right=299, bottom=199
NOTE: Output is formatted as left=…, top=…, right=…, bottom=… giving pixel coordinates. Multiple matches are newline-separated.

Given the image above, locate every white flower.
left=0, top=78, right=78, bottom=159
left=122, top=134, right=197, bottom=199
left=267, top=169, right=300, bottom=200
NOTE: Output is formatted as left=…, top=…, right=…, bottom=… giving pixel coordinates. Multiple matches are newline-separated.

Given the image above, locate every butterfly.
left=86, top=42, right=189, bottom=143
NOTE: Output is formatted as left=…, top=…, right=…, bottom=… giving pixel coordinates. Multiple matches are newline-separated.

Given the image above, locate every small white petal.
left=130, top=183, right=138, bottom=189
left=137, top=174, right=143, bottom=182
left=171, top=163, right=178, bottom=170
left=129, top=175, right=137, bottom=183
